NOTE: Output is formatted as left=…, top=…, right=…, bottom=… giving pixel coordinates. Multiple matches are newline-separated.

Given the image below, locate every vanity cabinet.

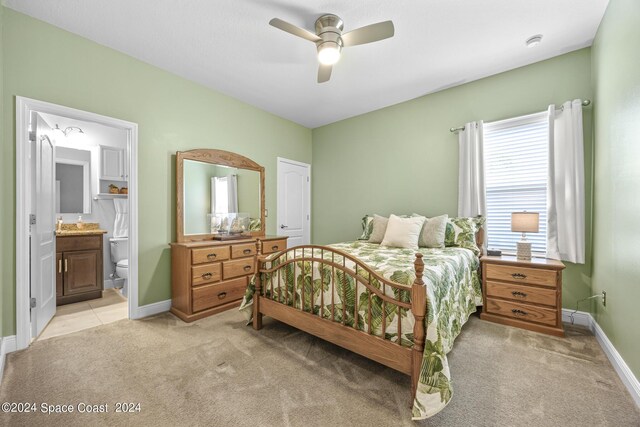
left=56, top=234, right=104, bottom=305
left=100, top=145, right=127, bottom=181
left=170, top=236, right=287, bottom=322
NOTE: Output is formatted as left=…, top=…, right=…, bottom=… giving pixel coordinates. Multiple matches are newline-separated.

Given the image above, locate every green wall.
left=591, top=0, right=640, bottom=379
left=1, top=8, right=312, bottom=335
left=312, top=49, right=594, bottom=309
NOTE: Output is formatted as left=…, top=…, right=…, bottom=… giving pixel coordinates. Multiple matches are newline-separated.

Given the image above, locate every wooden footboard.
left=251, top=242, right=427, bottom=404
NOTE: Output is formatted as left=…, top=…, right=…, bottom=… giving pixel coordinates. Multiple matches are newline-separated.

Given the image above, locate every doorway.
left=276, top=157, right=311, bottom=247
left=16, top=97, right=139, bottom=350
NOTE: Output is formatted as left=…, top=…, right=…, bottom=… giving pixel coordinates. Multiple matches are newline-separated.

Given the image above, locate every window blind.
left=483, top=112, right=548, bottom=254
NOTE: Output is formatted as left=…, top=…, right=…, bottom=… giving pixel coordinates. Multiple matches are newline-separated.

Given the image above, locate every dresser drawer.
left=231, top=243, right=256, bottom=259
left=192, top=277, right=247, bottom=312
left=485, top=298, right=557, bottom=326
left=192, top=246, right=230, bottom=265
left=486, top=281, right=557, bottom=307
left=223, top=258, right=255, bottom=279
left=262, top=239, right=287, bottom=254
left=191, top=263, right=222, bottom=286
left=485, top=264, right=557, bottom=287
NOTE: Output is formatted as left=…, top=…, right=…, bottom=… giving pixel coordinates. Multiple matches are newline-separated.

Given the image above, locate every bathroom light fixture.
left=526, top=34, right=543, bottom=48
left=54, top=124, right=85, bottom=136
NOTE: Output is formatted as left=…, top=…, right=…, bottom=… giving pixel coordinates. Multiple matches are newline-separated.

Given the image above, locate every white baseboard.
left=592, top=319, right=640, bottom=408
left=561, top=308, right=594, bottom=330
left=562, top=309, right=639, bottom=408
left=1, top=335, right=18, bottom=384
left=132, top=299, right=171, bottom=320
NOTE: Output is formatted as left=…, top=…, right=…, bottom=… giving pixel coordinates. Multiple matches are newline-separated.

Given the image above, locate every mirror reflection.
left=183, top=159, right=261, bottom=235
left=56, top=147, right=92, bottom=214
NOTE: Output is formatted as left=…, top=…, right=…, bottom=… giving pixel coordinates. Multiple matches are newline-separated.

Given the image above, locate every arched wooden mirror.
left=176, top=149, right=265, bottom=242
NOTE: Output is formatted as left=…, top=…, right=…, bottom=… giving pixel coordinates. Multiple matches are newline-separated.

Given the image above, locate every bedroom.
left=1, top=0, right=639, bottom=425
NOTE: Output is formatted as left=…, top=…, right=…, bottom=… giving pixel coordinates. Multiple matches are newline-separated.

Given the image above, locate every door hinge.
left=29, top=131, right=36, bottom=142
left=30, top=214, right=37, bottom=225
left=307, top=176, right=310, bottom=182
left=30, top=298, right=37, bottom=309
left=307, top=214, right=310, bottom=220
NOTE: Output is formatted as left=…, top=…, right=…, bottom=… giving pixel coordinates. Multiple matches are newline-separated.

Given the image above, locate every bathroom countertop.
left=56, top=229, right=108, bottom=236
left=56, top=223, right=107, bottom=236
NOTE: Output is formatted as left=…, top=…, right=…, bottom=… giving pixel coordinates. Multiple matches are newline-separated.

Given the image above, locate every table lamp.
left=511, top=212, right=539, bottom=261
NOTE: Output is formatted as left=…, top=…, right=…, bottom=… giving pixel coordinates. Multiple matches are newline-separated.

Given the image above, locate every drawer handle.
left=217, top=292, right=227, bottom=299
left=511, top=273, right=527, bottom=280
left=206, top=253, right=217, bottom=260
left=202, top=272, right=213, bottom=280
left=272, top=245, right=279, bottom=251
left=243, top=265, right=251, bottom=272
left=511, top=309, right=528, bottom=317
left=58, top=259, right=62, bottom=274
left=511, top=291, right=528, bottom=298
left=243, top=249, right=252, bottom=255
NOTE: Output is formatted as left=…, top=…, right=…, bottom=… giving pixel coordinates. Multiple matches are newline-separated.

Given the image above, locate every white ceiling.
left=5, top=0, right=608, bottom=128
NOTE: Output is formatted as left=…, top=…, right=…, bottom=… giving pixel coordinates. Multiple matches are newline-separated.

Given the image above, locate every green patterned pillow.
left=444, top=216, right=485, bottom=255
left=358, top=215, right=374, bottom=240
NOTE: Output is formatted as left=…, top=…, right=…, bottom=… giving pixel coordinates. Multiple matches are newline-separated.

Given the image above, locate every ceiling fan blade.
left=341, top=21, right=395, bottom=47
left=317, top=64, right=332, bottom=83
left=269, top=18, right=321, bottom=42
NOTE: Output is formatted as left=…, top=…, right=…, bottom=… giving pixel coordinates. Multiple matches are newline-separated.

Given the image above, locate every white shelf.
left=94, top=193, right=128, bottom=200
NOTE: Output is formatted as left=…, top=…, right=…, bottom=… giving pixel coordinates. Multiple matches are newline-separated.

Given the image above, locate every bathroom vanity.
left=170, top=148, right=288, bottom=322
left=56, top=231, right=105, bottom=305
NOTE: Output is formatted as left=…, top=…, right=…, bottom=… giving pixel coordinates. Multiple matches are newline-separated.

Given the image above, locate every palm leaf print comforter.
left=239, top=241, right=482, bottom=419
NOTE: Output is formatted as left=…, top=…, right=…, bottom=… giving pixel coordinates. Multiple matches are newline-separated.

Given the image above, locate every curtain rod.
left=449, top=99, right=592, bottom=133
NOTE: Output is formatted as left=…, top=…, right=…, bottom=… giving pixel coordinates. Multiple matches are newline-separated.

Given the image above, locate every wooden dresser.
left=56, top=233, right=104, bottom=305
left=480, top=255, right=565, bottom=336
left=170, top=235, right=287, bottom=322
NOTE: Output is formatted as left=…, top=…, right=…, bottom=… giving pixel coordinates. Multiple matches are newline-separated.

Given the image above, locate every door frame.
left=16, top=96, right=139, bottom=350
left=276, top=157, right=311, bottom=245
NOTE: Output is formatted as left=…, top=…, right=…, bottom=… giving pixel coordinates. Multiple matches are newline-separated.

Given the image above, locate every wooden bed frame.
left=252, top=229, right=483, bottom=405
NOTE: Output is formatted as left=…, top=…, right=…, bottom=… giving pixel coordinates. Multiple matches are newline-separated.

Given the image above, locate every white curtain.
left=211, top=175, right=238, bottom=214
left=458, top=121, right=486, bottom=218
left=227, top=174, right=238, bottom=213
left=546, top=100, right=585, bottom=264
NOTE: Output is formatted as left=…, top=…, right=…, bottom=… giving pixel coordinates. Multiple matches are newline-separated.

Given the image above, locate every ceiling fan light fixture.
left=317, top=43, right=341, bottom=65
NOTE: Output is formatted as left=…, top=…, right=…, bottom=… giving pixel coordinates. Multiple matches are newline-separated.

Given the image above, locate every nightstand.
left=480, top=255, right=566, bottom=337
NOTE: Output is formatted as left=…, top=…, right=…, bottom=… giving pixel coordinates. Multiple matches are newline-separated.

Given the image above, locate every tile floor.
left=38, top=289, right=128, bottom=341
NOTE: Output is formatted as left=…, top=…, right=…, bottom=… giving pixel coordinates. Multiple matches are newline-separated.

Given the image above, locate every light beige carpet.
left=1, top=310, right=638, bottom=427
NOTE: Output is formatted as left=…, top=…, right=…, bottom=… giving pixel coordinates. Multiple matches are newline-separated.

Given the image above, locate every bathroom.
left=38, top=112, right=130, bottom=339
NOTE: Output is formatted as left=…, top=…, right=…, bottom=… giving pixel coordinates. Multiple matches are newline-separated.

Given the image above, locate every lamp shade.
left=511, top=212, right=539, bottom=233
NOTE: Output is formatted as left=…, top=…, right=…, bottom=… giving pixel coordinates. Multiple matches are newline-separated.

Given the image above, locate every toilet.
left=109, top=199, right=129, bottom=297
left=110, top=237, right=129, bottom=297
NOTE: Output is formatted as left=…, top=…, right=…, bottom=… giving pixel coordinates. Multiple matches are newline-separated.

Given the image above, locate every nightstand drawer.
left=486, top=281, right=557, bottom=307
left=486, top=298, right=557, bottom=326
left=485, top=264, right=557, bottom=287
left=192, top=246, right=230, bottom=264
left=191, top=263, right=222, bottom=286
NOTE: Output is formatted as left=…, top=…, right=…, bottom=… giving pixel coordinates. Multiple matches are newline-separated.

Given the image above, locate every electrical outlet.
left=602, top=290, right=607, bottom=307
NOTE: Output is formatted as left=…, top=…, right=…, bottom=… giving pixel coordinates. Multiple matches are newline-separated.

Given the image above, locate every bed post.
left=410, top=253, right=426, bottom=405
left=252, top=240, right=263, bottom=330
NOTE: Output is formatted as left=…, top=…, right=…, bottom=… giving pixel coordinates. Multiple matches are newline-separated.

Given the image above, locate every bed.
left=240, top=230, right=483, bottom=420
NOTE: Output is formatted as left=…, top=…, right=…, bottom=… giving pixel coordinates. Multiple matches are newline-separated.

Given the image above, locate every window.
left=483, top=112, right=548, bottom=254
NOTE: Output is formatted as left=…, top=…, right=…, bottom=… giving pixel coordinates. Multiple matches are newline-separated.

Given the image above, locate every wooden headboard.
left=475, top=226, right=485, bottom=256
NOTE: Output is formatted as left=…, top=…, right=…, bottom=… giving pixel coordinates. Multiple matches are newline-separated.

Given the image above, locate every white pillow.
left=419, top=214, right=449, bottom=248
left=368, top=214, right=389, bottom=243
left=381, top=214, right=426, bottom=249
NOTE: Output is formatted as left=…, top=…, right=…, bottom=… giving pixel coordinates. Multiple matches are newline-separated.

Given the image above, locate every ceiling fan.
left=269, top=14, right=395, bottom=83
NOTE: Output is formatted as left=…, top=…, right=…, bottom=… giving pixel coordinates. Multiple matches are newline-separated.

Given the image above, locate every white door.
left=31, top=113, right=57, bottom=338
left=277, top=158, right=310, bottom=247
